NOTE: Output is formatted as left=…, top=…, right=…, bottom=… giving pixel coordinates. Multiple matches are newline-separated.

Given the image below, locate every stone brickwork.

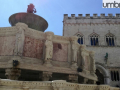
left=63, top=14, right=120, bottom=47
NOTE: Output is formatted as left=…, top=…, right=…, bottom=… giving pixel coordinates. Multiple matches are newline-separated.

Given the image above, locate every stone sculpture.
left=71, top=36, right=79, bottom=68
left=89, top=51, right=96, bottom=76
left=14, top=23, right=27, bottom=56
left=81, top=45, right=90, bottom=71
left=27, top=4, right=36, bottom=13
left=44, top=32, right=54, bottom=66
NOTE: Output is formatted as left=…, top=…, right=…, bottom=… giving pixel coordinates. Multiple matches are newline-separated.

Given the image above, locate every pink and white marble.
left=0, top=36, right=16, bottom=55
left=23, top=37, right=44, bottom=59
left=52, top=43, right=68, bottom=62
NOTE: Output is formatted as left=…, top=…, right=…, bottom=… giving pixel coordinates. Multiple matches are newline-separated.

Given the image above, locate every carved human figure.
left=89, top=51, right=96, bottom=73
left=14, top=23, right=27, bottom=56
left=71, top=36, right=79, bottom=63
left=45, top=32, right=53, bottom=61
left=81, top=45, right=89, bottom=70
left=17, top=27, right=25, bottom=56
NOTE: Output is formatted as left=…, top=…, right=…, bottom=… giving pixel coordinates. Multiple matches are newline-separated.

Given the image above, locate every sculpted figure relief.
left=17, top=27, right=25, bottom=56
left=89, top=51, right=96, bottom=74
left=71, top=36, right=79, bottom=63
left=45, top=32, right=54, bottom=61
left=81, top=45, right=90, bottom=71
left=14, top=23, right=28, bottom=56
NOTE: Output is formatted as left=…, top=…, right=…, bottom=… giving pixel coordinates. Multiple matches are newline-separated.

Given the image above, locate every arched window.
left=111, top=71, right=114, bottom=81
left=106, top=33, right=115, bottom=46
left=89, top=33, right=99, bottom=46
left=76, top=34, right=84, bottom=44
left=114, top=71, right=117, bottom=81
left=111, top=70, right=119, bottom=81
left=117, top=71, right=119, bottom=81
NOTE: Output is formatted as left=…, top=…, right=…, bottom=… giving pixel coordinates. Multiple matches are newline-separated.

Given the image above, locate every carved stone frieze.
left=0, top=78, right=118, bottom=90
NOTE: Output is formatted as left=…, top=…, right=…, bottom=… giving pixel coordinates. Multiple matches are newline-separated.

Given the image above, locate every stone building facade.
left=63, top=14, right=120, bottom=87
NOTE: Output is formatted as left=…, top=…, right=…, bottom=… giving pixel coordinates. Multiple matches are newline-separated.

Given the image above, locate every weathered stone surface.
left=53, top=43, right=68, bottom=62
left=23, top=36, right=44, bottom=59
left=0, top=36, right=15, bottom=55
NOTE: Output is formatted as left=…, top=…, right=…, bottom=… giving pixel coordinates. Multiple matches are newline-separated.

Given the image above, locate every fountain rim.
left=9, top=12, right=48, bottom=31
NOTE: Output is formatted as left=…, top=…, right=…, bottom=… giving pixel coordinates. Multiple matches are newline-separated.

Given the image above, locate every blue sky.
left=0, top=0, right=120, bottom=36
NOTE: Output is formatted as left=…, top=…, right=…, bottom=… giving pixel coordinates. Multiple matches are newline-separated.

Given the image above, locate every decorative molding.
left=0, top=79, right=119, bottom=90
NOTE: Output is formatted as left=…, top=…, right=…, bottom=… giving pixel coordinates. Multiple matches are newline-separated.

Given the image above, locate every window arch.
left=105, top=33, right=115, bottom=46
left=89, top=32, right=99, bottom=46
left=75, top=33, right=84, bottom=44
left=111, top=70, right=119, bottom=81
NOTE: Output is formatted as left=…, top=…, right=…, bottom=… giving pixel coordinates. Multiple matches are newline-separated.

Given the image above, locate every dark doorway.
left=95, top=69, right=104, bottom=84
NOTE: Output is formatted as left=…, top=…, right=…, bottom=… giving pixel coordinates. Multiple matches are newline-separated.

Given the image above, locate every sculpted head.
left=70, top=36, right=78, bottom=44
left=16, top=23, right=28, bottom=30
left=81, top=45, right=86, bottom=51
left=45, top=32, right=54, bottom=41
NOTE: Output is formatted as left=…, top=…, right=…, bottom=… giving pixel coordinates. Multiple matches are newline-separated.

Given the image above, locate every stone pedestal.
left=68, top=74, right=78, bottom=83
left=43, top=59, right=52, bottom=67
left=41, top=71, right=52, bottom=81
left=5, top=68, right=21, bottom=80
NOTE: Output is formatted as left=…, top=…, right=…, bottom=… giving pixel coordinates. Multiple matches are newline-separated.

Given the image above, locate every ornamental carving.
left=81, top=45, right=90, bottom=71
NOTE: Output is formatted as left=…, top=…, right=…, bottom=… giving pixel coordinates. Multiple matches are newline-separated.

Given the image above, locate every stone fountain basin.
left=9, top=13, right=48, bottom=32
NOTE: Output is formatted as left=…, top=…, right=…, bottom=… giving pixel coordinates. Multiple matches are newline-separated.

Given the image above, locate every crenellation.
left=100, top=13, right=105, bottom=18
left=64, top=14, right=68, bottom=19
left=71, top=14, right=75, bottom=18
left=93, top=14, right=98, bottom=18
left=86, top=14, right=90, bottom=18
left=108, top=14, right=113, bottom=18
left=115, top=13, right=120, bottom=18
left=64, top=14, right=120, bottom=19
left=78, top=14, right=83, bottom=18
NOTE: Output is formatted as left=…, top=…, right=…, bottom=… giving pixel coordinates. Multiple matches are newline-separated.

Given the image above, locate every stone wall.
left=63, top=14, right=120, bottom=46
left=87, top=47, right=120, bottom=67
left=63, top=14, right=120, bottom=67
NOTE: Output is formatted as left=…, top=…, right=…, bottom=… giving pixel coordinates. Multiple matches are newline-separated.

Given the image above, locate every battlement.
left=64, top=14, right=120, bottom=19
